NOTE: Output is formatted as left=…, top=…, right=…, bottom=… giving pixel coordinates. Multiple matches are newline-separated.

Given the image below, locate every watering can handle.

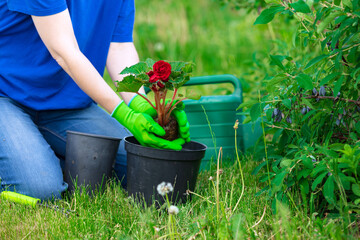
left=183, top=74, right=242, bottom=96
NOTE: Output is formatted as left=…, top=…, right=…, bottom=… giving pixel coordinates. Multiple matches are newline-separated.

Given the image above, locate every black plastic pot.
left=125, top=136, right=207, bottom=206
left=64, top=130, right=121, bottom=194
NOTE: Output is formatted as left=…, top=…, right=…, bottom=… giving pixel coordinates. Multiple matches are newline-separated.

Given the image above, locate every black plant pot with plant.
left=116, top=59, right=206, bottom=205
left=124, top=136, right=206, bottom=206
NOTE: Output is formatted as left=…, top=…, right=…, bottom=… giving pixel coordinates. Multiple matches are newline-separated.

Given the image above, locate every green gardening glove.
left=112, top=101, right=185, bottom=150
left=129, top=95, right=191, bottom=142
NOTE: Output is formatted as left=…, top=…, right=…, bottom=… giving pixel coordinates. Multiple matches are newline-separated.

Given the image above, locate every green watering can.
left=182, top=74, right=244, bottom=169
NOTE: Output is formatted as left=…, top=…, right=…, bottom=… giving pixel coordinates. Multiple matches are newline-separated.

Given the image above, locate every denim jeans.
left=0, top=97, right=130, bottom=200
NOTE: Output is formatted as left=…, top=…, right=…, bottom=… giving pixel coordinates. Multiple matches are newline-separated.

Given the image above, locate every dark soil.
left=155, top=115, right=179, bottom=141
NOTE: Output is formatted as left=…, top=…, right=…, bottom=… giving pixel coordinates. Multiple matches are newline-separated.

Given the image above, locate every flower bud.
left=272, top=108, right=279, bottom=119
left=319, top=86, right=326, bottom=96
left=301, top=107, right=307, bottom=115
left=312, top=88, right=318, bottom=96
left=286, top=116, right=292, bottom=124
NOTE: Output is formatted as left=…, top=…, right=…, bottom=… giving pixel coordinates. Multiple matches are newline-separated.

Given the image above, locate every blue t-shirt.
left=0, top=0, right=134, bottom=110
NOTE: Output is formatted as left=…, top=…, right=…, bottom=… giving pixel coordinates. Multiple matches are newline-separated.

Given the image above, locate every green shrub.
left=232, top=0, right=360, bottom=218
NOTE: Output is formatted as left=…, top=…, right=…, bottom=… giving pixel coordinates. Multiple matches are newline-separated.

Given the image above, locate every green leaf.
left=145, top=58, right=156, bottom=68
left=254, top=6, right=285, bottom=25
left=342, top=0, right=352, bottom=9
left=352, top=184, right=360, bottom=197
left=312, top=171, right=327, bottom=191
left=338, top=173, right=351, bottom=190
left=296, top=74, right=313, bottom=90
left=356, top=121, right=360, bottom=134
left=333, top=75, right=344, bottom=97
left=305, top=54, right=329, bottom=70
left=282, top=99, right=292, bottom=109
left=317, top=11, right=343, bottom=34
left=237, top=100, right=258, bottom=110
left=300, top=178, right=309, bottom=194
left=271, top=170, right=287, bottom=193
left=302, top=157, right=314, bottom=169
left=120, top=62, right=149, bottom=75
left=290, top=0, right=311, bottom=13
left=231, top=213, right=245, bottom=239
left=115, top=75, right=144, bottom=93
left=252, top=161, right=268, bottom=175
left=250, top=103, right=261, bottom=122
left=297, top=168, right=312, bottom=180
left=270, top=55, right=286, bottom=71
left=323, top=176, right=336, bottom=204
left=301, top=124, right=312, bottom=141
left=350, top=132, right=358, bottom=141
left=351, top=67, right=360, bottom=80
left=280, top=159, right=293, bottom=168
left=319, top=72, right=341, bottom=86
left=173, top=76, right=191, bottom=89
left=185, top=88, right=201, bottom=100
left=301, top=98, right=314, bottom=109
left=168, top=61, right=187, bottom=72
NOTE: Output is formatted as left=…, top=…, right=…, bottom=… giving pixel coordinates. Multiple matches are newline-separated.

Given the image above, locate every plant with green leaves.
left=116, top=59, right=198, bottom=140
left=236, top=0, right=360, bottom=215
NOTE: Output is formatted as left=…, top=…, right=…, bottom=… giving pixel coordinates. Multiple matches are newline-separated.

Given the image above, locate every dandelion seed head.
left=168, top=205, right=179, bottom=215
left=208, top=176, right=213, bottom=181
left=157, top=181, right=173, bottom=196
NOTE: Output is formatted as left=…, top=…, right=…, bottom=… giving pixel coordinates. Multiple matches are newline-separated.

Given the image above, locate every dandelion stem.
left=216, top=147, right=222, bottom=226
left=232, top=120, right=245, bottom=215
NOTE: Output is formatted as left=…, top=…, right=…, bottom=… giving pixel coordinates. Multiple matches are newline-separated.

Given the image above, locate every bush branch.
left=305, top=95, right=360, bottom=106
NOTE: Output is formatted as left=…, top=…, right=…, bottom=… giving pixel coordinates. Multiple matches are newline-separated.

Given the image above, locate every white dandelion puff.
left=157, top=182, right=173, bottom=196
left=168, top=205, right=179, bottom=215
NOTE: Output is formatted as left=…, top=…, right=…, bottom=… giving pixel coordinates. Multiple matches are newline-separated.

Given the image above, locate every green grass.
left=1, top=157, right=358, bottom=239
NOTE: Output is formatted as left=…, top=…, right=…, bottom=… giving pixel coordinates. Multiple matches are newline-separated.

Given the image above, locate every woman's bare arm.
left=31, top=9, right=121, bottom=113
left=106, top=42, right=146, bottom=104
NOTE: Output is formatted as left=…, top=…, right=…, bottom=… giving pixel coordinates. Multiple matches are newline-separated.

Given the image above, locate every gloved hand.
left=111, top=101, right=185, bottom=150
left=129, top=94, right=191, bottom=142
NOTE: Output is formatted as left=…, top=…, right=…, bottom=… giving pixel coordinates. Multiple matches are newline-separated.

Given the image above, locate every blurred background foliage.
left=104, top=0, right=295, bottom=100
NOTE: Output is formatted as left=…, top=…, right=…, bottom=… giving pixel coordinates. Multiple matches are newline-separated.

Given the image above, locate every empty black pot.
left=64, top=130, right=121, bottom=194
left=125, top=136, right=207, bottom=206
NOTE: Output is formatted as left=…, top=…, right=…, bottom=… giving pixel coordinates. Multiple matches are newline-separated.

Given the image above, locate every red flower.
left=150, top=80, right=165, bottom=92
left=157, top=81, right=165, bottom=88
left=153, top=60, right=171, bottom=82
left=146, top=70, right=158, bottom=83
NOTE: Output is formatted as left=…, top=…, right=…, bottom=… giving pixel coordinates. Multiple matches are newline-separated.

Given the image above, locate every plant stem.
left=304, top=95, right=360, bottom=106
left=266, top=124, right=301, bottom=132
left=259, top=91, right=271, bottom=188
left=136, top=92, right=157, bottom=109
left=165, top=88, right=178, bottom=114
left=154, top=92, right=163, bottom=126
left=165, top=98, right=188, bottom=120
left=159, top=90, right=168, bottom=125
